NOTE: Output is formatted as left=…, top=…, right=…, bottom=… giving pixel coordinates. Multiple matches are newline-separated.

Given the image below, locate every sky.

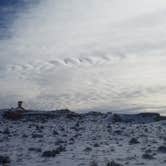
left=0, top=0, right=166, bottom=113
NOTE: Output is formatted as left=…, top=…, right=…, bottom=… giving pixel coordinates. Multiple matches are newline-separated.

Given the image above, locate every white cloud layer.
left=1, top=0, right=166, bottom=113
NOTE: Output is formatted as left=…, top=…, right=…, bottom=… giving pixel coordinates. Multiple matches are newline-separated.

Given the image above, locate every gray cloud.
left=1, top=0, right=166, bottom=114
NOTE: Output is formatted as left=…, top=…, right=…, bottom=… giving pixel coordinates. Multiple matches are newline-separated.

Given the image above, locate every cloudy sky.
left=0, top=0, right=166, bottom=113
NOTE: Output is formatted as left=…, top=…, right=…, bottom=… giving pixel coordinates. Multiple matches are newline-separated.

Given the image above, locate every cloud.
left=1, top=0, right=166, bottom=113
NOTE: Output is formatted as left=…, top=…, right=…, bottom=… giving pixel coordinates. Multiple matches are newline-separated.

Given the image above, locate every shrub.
left=89, top=160, right=98, bottom=166
left=112, top=114, right=122, bottom=123
left=28, top=147, right=42, bottom=153
left=157, top=146, right=166, bottom=153
left=107, top=161, right=123, bottom=166
left=142, top=153, right=155, bottom=160
left=3, top=111, right=23, bottom=120
left=42, top=146, right=65, bottom=157
left=0, top=155, right=10, bottom=164
left=129, top=138, right=139, bottom=145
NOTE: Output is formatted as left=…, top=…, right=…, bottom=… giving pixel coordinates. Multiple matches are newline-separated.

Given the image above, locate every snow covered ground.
left=1, top=110, right=166, bottom=166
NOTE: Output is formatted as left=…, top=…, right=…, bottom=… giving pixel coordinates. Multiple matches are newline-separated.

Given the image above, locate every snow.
left=0, top=110, right=166, bottom=166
